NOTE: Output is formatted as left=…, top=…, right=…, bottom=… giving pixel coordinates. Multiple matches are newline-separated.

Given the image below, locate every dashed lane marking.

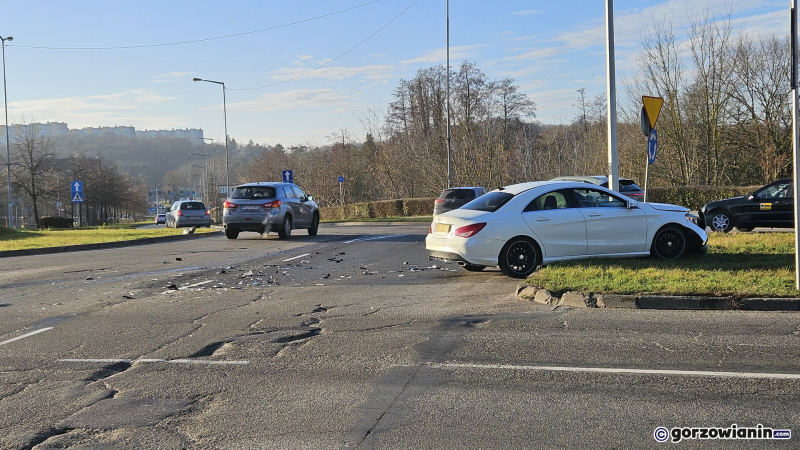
left=59, top=358, right=249, bottom=366
left=282, top=253, right=310, bottom=262
left=0, top=327, right=53, bottom=347
left=343, top=234, right=408, bottom=244
left=425, top=362, right=800, bottom=380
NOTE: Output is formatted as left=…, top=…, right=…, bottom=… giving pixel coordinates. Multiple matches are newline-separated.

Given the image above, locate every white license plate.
left=435, top=223, right=451, bottom=233
left=242, top=205, right=261, bottom=211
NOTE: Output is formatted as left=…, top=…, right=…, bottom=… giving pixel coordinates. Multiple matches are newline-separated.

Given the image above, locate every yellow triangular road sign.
left=642, top=96, right=664, bottom=129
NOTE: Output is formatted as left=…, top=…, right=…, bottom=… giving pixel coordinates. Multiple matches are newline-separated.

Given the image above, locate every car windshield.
left=180, top=202, right=206, bottom=210
left=461, top=192, right=513, bottom=212
left=231, top=186, right=277, bottom=199
left=439, top=189, right=474, bottom=200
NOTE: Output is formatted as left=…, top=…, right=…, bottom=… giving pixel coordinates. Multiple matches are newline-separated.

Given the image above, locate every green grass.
left=0, top=223, right=216, bottom=251
left=526, top=232, right=798, bottom=298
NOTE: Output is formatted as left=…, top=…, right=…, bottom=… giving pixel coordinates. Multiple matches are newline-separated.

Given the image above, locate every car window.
left=291, top=186, right=306, bottom=199
left=180, top=202, right=206, bottom=210
left=525, top=190, right=572, bottom=212
left=618, top=180, right=642, bottom=192
left=462, top=192, right=513, bottom=212
left=440, top=189, right=475, bottom=200
left=572, top=188, right=627, bottom=208
left=231, top=186, right=277, bottom=199
left=756, top=182, right=791, bottom=199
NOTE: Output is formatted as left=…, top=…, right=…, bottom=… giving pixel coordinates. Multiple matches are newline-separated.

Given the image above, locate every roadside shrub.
left=647, top=186, right=760, bottom=211
left=344, top=202, right=373, bottom=220
left=371, top=199, right=404, bottom=218
left=320, top=206, right=345, bottom=221
left=403, top=198, right=436, bottom=216
left=39, top=216, right=74, bottom=229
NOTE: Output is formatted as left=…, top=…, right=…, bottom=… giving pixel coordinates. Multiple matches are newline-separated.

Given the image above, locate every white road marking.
left=343, top=234, right=408, bottom=244
left=59, top=358, right=249, bottom=366
left=282, top=253, right=310, bottom=262
left=425, top=362, right=800, bottom=380
left=0, top=327, right=53, bottom=346
left=179, top=280, right=214, bottom=290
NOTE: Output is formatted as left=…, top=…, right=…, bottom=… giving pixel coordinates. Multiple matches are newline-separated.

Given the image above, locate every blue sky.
left=1, top=0, right=787, bottom=147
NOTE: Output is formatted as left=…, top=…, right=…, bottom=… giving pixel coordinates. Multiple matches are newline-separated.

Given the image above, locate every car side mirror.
left=627, top=200, right=639, bottom=209
left=307, top=195, right=313, bottom=201
left=748, top=194, right=755, bottom=201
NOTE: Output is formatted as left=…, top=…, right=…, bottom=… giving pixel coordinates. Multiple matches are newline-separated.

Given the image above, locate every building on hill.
left=0, top=122, right=203, bottom=141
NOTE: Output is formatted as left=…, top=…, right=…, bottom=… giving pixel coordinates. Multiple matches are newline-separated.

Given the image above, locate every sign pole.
left=792, top=0, right=800, bottom=290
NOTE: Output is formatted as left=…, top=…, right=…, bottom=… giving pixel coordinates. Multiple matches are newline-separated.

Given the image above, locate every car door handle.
left=536, top=217, right=550, bottom=222
left=588, top=213, right=602, bottom=217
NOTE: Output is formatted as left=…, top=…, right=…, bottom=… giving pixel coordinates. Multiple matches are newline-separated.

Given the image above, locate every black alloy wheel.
left=308, top=212, right=319, bottom=236
left=651, top=226, right=687, bottom=260
left=278, top=216, right=292, bottom=239
left=225, top=227, right=239, bottom=240
left=498, top=237, right=539, bottom=279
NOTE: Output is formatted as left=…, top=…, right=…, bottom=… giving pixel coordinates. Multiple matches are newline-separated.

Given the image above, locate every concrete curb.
left=516, top=285, right=800, bottom=312
left=0, top=230, right=223, bottom=258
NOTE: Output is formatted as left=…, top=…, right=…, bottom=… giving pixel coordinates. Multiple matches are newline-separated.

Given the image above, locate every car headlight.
left=685, top=213, right=699, bottom=225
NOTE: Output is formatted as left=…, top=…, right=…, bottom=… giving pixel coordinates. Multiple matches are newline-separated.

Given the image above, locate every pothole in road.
left=274, top=328, right=321, bottom=344
left=85, top=361, right=132, bottom=382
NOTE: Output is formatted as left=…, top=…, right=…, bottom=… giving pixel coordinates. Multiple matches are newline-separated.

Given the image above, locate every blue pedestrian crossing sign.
left=338, top=176, right=344, bottom=183
left=282, top=170, right=293, bottom=183
left=71, top=180, right=84, bottom=203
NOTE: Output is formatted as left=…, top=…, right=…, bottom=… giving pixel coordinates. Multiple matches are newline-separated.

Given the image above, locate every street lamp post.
left=2, top=35, right=13, bottom=228
left=189, top=153, right=208, bottom=202
left=192, top=78, right=229, bottom=200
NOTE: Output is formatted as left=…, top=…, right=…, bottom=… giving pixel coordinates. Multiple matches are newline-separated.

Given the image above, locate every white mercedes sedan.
left=426, top=181, right=708, bottom=278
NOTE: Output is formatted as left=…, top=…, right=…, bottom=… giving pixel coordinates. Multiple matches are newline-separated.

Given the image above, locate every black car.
left=433, top=187, right=486, bottom=215
left=699, top=179, right=793, bottom=232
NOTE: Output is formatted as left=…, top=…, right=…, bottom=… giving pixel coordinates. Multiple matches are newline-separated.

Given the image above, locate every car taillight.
left=205, top=210, right=210, bottom=215
left=263, top=200, right=281, bottom=208
left=454, top=222, right=487, bottom=238
left=177, top=210, right=183, bottom=216
left=224, top=201, right=237, bottom=209
left=435, top=199, right=445, bottom=204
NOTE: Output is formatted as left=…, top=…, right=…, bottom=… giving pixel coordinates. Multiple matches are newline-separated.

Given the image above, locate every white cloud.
left=153, top=72, right=192, bottom=84
left=227, top=89, right=356, bottom=112
left=269, top=64, right=396, bottom=81
left=401, top=45, right=486, bottom=65
left=7, top=89, right=179, bottom=128
left=511, top=10, right=545, bottom=16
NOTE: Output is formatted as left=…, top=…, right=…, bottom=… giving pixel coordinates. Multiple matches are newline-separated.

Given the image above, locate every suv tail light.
left=177, top=210, right=184, bottom=216
left=205, top=210, right=210, bottom=215
left=224, top=201, right=237, bottom=209
left=435, top=199, right=445, bottom=204
left=263, top=200, right=281, bottom=208
left=454, top=222, right=487, bottom=238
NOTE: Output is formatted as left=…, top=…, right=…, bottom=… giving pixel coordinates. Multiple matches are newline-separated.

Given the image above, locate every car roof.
left=442, top=186, right=485, bottom=191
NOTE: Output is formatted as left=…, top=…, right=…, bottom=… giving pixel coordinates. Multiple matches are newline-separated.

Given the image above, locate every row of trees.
left=1, top=123, right=149, bottom=227
left=243, top=13, right=792, bottom=208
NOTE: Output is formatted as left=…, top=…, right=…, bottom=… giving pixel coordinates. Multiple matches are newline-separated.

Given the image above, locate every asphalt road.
left=1, top=223, right=799, bottom=449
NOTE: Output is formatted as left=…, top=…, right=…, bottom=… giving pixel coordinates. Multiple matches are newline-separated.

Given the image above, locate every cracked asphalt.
left=1, top=222, right=799, bottom=449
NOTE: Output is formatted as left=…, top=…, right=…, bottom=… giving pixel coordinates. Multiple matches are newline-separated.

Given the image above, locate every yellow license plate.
left=435, top=223, right=451, bottom=233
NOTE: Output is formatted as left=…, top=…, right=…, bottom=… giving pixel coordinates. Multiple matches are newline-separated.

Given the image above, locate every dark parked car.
left=166, top=201, right=212, bottom=228
left=433, top=187, right=486, bottom=215
left=700, top=179, right=793, bottom=232
left=222, top=182, right=319, bottom=239
left=551, top=176, right=644, bottom=201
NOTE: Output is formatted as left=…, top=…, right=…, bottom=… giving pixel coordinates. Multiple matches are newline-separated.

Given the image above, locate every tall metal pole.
left=605, top=0, right=620, bottom=192
left=446, top=0, right=452, bottom=189
left=2, top=36, right=12, bottom=228
left=222, top=83, right=229, bottom=197
left=791, top=0, right=800, bottom=289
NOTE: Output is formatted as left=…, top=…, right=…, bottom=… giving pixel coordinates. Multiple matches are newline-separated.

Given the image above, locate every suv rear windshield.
left=231, top=186, right=277, bottom=199
left=180, top=202, right=206, bottom=210
left=438, top=189, right=476, bottom=200
left=462, top=192, right=513, bottom=212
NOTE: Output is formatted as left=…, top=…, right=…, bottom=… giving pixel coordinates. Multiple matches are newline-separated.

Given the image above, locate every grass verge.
left=322, top=216, right=432, bottom=224
left=0, top=223, right=216, bottom=251
left=526, top=232, right=797, bottom=298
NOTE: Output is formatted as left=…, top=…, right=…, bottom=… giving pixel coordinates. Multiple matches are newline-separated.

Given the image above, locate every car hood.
left=647, top=202, right=689, bottom=213
left=704, top=196, right=745, bottom=210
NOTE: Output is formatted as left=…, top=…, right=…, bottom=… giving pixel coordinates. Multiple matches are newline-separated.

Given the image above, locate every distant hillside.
left=50, top=135, right=262, bottom=185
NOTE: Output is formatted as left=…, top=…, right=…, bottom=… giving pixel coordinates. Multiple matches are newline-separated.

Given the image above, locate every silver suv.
left=222, top=182, right=319, bottom=239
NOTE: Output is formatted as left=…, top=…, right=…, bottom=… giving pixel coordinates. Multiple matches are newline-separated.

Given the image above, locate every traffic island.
left=516, top=285, right=800, bottom=311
